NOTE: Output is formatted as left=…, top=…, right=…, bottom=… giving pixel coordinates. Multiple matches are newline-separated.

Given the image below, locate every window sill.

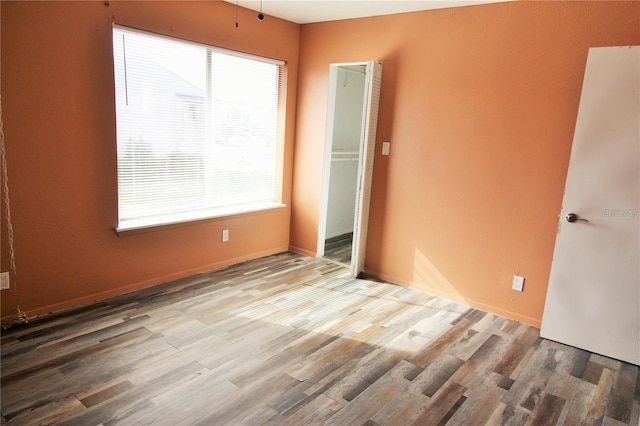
left=115, top=201, right=286, bottom=235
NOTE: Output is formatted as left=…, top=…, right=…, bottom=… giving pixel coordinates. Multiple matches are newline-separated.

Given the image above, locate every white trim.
left=116, top=202, right=286, bottom=234
left=351, top=60, right=382, bottom=277
left=113, top=24, right=285, bottom=66
left=316, top=65, right=341, bottom=257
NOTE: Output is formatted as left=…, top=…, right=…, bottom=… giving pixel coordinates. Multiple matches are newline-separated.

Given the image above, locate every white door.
left=540, top=46, right=639, bottom=365
left=351, top=60, right=382, bottom=277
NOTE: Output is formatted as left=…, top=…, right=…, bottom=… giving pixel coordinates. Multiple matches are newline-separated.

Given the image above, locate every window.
left=112, top=25, right=285, bottom=232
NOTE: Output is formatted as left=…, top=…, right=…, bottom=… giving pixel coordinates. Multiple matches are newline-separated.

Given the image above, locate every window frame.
left=111, top=25, right=287, bottom=234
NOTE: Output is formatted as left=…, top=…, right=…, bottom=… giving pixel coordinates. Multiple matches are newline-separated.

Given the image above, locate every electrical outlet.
left=1, top=272, right=10, bottom=290
left=512, top=275, right=524, bottom=292
left=222, top=229, right=229, bottom=242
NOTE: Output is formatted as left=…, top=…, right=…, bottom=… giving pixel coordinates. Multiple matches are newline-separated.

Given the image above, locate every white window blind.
left=112, top=26, right=285, bottom=232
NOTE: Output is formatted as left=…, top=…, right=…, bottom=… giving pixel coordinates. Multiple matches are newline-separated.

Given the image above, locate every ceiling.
left=223, top=0, right=510, bottom=24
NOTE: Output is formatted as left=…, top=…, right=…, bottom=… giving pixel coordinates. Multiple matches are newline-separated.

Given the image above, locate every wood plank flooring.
left=1, top=252, right=639, bottom=425
left=324, top=234, right=352, bottom=266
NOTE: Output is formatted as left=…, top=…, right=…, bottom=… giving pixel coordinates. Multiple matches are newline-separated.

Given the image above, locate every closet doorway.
left=317, top=61, right=382, bottom=277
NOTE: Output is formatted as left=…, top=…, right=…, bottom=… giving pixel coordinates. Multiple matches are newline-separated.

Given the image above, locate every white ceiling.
left=223, top=0, right=509, bottom=24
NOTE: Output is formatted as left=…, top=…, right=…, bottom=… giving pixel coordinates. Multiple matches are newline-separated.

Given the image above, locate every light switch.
left=382, top=142, right=390, bottom=156
left=512, top=275, right=524, bottom=292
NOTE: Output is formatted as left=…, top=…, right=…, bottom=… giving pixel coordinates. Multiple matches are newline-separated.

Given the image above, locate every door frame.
left=317, top=61, right=382, bottom=277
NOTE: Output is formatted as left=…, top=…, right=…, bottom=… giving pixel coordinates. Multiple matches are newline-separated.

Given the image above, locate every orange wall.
left=0, top=1, right=299, bottom=318
left=290, top=1, right=640, bottom=326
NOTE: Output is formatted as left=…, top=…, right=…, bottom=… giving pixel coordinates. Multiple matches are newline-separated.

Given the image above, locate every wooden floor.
left=1, top=252, right=638, bottom=425
left=324, top=234, right=352, bottom=266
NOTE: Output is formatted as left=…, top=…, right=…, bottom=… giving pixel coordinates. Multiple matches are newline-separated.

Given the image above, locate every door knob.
left=566, top=213, right=589, bottom=223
